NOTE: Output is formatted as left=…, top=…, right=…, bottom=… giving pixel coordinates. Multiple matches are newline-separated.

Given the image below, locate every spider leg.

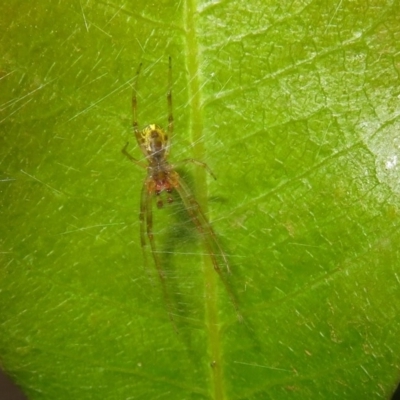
left=167, top=56, right=173, bottom=136
left=122, top=142, right=147, bottom=168
left=174, top=175, right=242, bottom=321
left=175, top=158, right=217, bottom=180
left=138, top=180, right=153, bottom=284
left=143, top=182, right=177, bottom=326
left=132, top=62, right=142, bottom=136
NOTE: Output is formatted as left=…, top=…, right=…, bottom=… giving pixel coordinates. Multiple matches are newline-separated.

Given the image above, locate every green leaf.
left=1, top=1, right=400, bottom=399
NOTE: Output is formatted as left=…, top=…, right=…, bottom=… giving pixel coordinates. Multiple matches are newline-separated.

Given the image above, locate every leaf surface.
left=1, top=1, right=400, bottom=399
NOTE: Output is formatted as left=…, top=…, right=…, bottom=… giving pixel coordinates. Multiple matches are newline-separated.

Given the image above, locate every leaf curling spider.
left=122, top=57, right=241, bottom=324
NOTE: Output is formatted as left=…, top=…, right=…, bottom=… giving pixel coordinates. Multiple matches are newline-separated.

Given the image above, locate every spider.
left=122, top=58, right=240, bottom=324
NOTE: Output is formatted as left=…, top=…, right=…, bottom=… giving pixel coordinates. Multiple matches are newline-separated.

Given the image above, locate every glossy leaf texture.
left=1, top=1, right=400, bottom=399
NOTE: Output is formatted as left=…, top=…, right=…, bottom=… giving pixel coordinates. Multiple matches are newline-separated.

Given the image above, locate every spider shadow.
left=155, top=168, right=206, bottom=327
